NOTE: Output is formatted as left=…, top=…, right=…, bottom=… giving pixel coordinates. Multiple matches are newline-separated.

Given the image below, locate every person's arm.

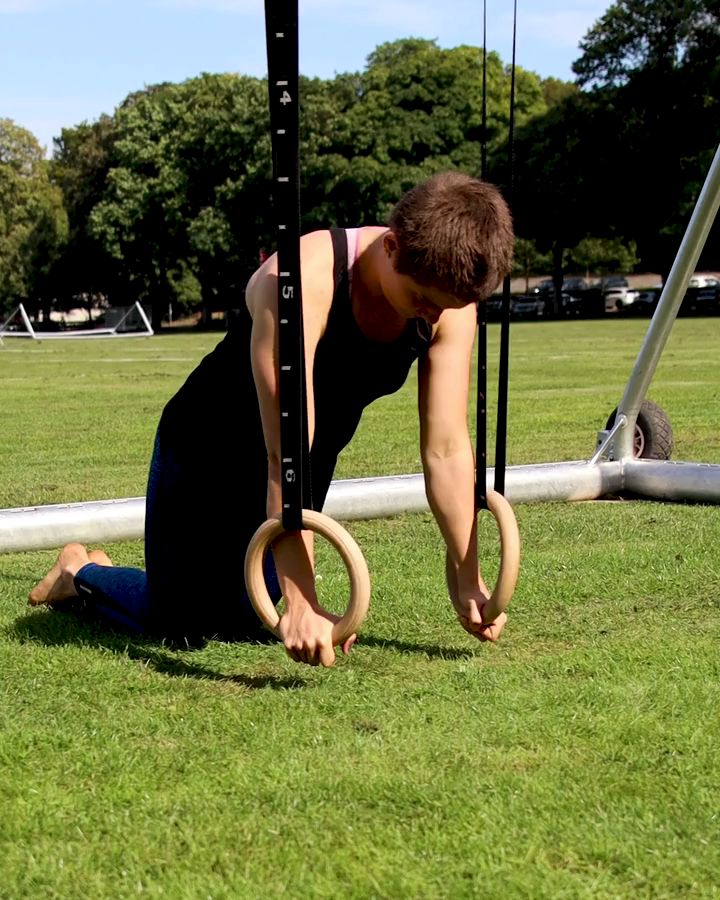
left=417, top=304, right=506, bottom=642
left=247, top=245, right=355, bottom=666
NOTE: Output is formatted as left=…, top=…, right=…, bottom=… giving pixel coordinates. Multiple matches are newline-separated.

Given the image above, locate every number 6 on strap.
left=478, top=489, right=520, bottom=622
left=244, top=510, right=371, bottom=646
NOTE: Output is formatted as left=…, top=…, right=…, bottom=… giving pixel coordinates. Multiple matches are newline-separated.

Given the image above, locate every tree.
left=540, top=77, right=580, bottom=108
left=571, top=0, right=720, bottom=272
left=50, top=116, right=116, bottom=314
left=0, top=119, right=67, bottom=315
left=304, top=39, right=549, bottom=228
left=569, top=236, right=639, bottom=279
left=573, top=0, right=709, bottom=88
left=511, top=90, right=600, bottom=314
left=512, top=238, right=550, bottom=293
left=88, top=75, right=272, bottom=327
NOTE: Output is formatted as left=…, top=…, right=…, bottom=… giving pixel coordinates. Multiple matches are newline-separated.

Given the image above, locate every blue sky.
left=1, top=0, right=610, bottom=154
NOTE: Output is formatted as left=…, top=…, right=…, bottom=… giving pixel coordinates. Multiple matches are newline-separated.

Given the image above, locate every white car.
left=604, top=286, right=640, bottom=312
left=688, top=274, right=720, bottom=289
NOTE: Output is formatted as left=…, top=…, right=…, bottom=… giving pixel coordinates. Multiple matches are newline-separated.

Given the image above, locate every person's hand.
left=452, top=588, right=507, bottom=644
left=446, top=556, right=507, bottom=644
left=277, top=602, right=357, bottom=667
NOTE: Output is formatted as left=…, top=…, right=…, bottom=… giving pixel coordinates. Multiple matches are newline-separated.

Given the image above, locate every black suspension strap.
left=493, top=0, right=518, bottom=496
left=469, top=0, right=521, bottom=621
left=475, top=0, right=489, bottom=512
left=264, top=0, right=311, bottom=532
left=245, top=3, right=379, bottom=644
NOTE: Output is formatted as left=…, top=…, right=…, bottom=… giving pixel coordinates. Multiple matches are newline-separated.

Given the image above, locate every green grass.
left=1, top=319, right=720, bottom=898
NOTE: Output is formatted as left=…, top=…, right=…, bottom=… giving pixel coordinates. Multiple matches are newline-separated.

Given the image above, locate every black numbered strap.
left=475, top=303, right=489, bottom=510
left=475, top=0, right=489, bottom=512
left=264, top=0, right=311, bottom=532
left=493, top=0, right=517, bottom=497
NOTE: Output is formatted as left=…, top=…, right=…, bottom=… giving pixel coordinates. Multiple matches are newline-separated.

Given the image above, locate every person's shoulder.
left=244, top=230, right=337, bottom=330
left=245, top=230, right=332, bottom=301
left=298, top=229, right=335, bottom=275
left=431, top=302, right=477, bottom=345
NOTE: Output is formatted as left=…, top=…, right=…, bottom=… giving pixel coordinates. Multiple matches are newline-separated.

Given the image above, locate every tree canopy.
left=0, top=119, right=67, bottom=314
left=3, top=3, right=719, bottom=321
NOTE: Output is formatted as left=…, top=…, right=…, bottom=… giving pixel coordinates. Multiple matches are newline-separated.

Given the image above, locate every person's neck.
left=351, top=230, right=407, bottom=342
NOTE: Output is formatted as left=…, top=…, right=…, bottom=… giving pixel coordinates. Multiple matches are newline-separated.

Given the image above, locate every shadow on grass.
left=358, top=633, right=475, bottom=660
left=7, top=609, right=309, bottom=691
left=8, top=609, right=475, bottom=684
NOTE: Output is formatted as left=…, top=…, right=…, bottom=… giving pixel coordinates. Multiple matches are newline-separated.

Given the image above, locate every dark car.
left=558, top=291, right=583, bottom=316
left=600, top=275, right=629, bottom=291
left=681, top=284, right=720, bottom=315
left=532, top=278, right=554, bottom=296
left=534, top=277, right=587, bottom=295
left=693, top=285, right=719, bottom=314
left=484, top=297, right=504, bottom=321
left=533, top=276, right=590, bottom=297
left=511, top=296, right=543, bottom=319
left=562, top=277, right=589, bottom=294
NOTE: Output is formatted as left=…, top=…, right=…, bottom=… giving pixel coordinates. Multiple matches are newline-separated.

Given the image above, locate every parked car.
left=562, top=276, right=589, bottom=294
left=485, top=297, right=504, bottom=321
left=695, top=286, right=719, bottom=314
left=688, top=274, right=720, bottom=289
left=558, top=291, right=583, bottom=316
left=532, top=278, right=554, bottom=296
left=629, top=289, right=660, bottom=315
left=533, top=276, right=593, bottom=297
left=511, top=296, right=543, bottom=319
left=604, top=286, right=640, bottom=312
left=682, top=284, right=720, bottom=315
left=599, top=275, right=629, bottom=291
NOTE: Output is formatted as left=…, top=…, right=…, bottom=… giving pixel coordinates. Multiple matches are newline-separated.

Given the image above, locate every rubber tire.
left=605, top=399, right=673, bottom=460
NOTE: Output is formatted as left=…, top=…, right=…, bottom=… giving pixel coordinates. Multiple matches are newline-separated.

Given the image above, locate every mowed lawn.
left=1, top=317, right=719, bottom=899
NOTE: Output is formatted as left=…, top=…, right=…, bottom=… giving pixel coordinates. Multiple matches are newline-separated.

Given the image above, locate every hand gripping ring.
left=479, top=490, right=521, bottom=622
left=244, top=509, right=371, bottom=646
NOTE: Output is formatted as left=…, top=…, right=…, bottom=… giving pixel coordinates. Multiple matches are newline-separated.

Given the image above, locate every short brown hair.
left=388, top=171, right=514, bottom=302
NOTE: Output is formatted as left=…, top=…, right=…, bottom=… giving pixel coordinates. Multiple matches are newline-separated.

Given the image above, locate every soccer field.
left=1, top=318, right=719, bottom=898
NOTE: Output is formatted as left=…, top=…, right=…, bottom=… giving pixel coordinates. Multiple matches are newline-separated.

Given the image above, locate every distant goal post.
left=0, top=302, right=154, bottom=342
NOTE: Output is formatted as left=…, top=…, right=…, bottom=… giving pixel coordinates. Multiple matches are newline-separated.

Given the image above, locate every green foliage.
left=49, top=116, right=117, bottom=311
left=0, top=119, right=67, bottom=314
left=512, top=90, right=598, bottom=314
left=512, top=237, right=551, bottom=293
left=166, top=262, right=202, bottom=311
left=568, top=0, right=720, bottom=272
left=87, top=75, right=272, bottom=325
left=574, top=0, right=714, bottom=87
left=41, top=42, right=551, bottom=318
left=4, top=6, right=719, bottom=318
left=512, top=0, right=720, bottom=280
left=303, top=39, right=548, bottom=227
left=569, top=236, right=639, bottom=277
left=540, top=76, right=580, bottom=107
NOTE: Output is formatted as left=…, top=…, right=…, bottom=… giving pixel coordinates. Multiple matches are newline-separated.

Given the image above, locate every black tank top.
left=310, top=228, right=432, bottom=503
left=159, top=228, right=431, bottom=517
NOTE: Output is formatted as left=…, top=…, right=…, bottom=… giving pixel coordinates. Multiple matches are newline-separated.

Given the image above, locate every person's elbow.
left=421, top=436, right=473, bottom=469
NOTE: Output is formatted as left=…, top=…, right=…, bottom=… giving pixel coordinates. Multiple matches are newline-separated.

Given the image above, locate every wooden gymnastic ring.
left=479, top=489, right=520, bottom=621
left=244, top=509, right=371, bottom=646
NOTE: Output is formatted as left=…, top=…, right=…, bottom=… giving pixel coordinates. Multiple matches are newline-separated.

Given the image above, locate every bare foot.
left=88, top=549, right=113, bottom=567
left=28, top=542, right=91, bottom=606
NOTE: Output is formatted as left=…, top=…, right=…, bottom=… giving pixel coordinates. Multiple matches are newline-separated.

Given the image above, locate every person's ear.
left=383, top=231, right=400, bottom=265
